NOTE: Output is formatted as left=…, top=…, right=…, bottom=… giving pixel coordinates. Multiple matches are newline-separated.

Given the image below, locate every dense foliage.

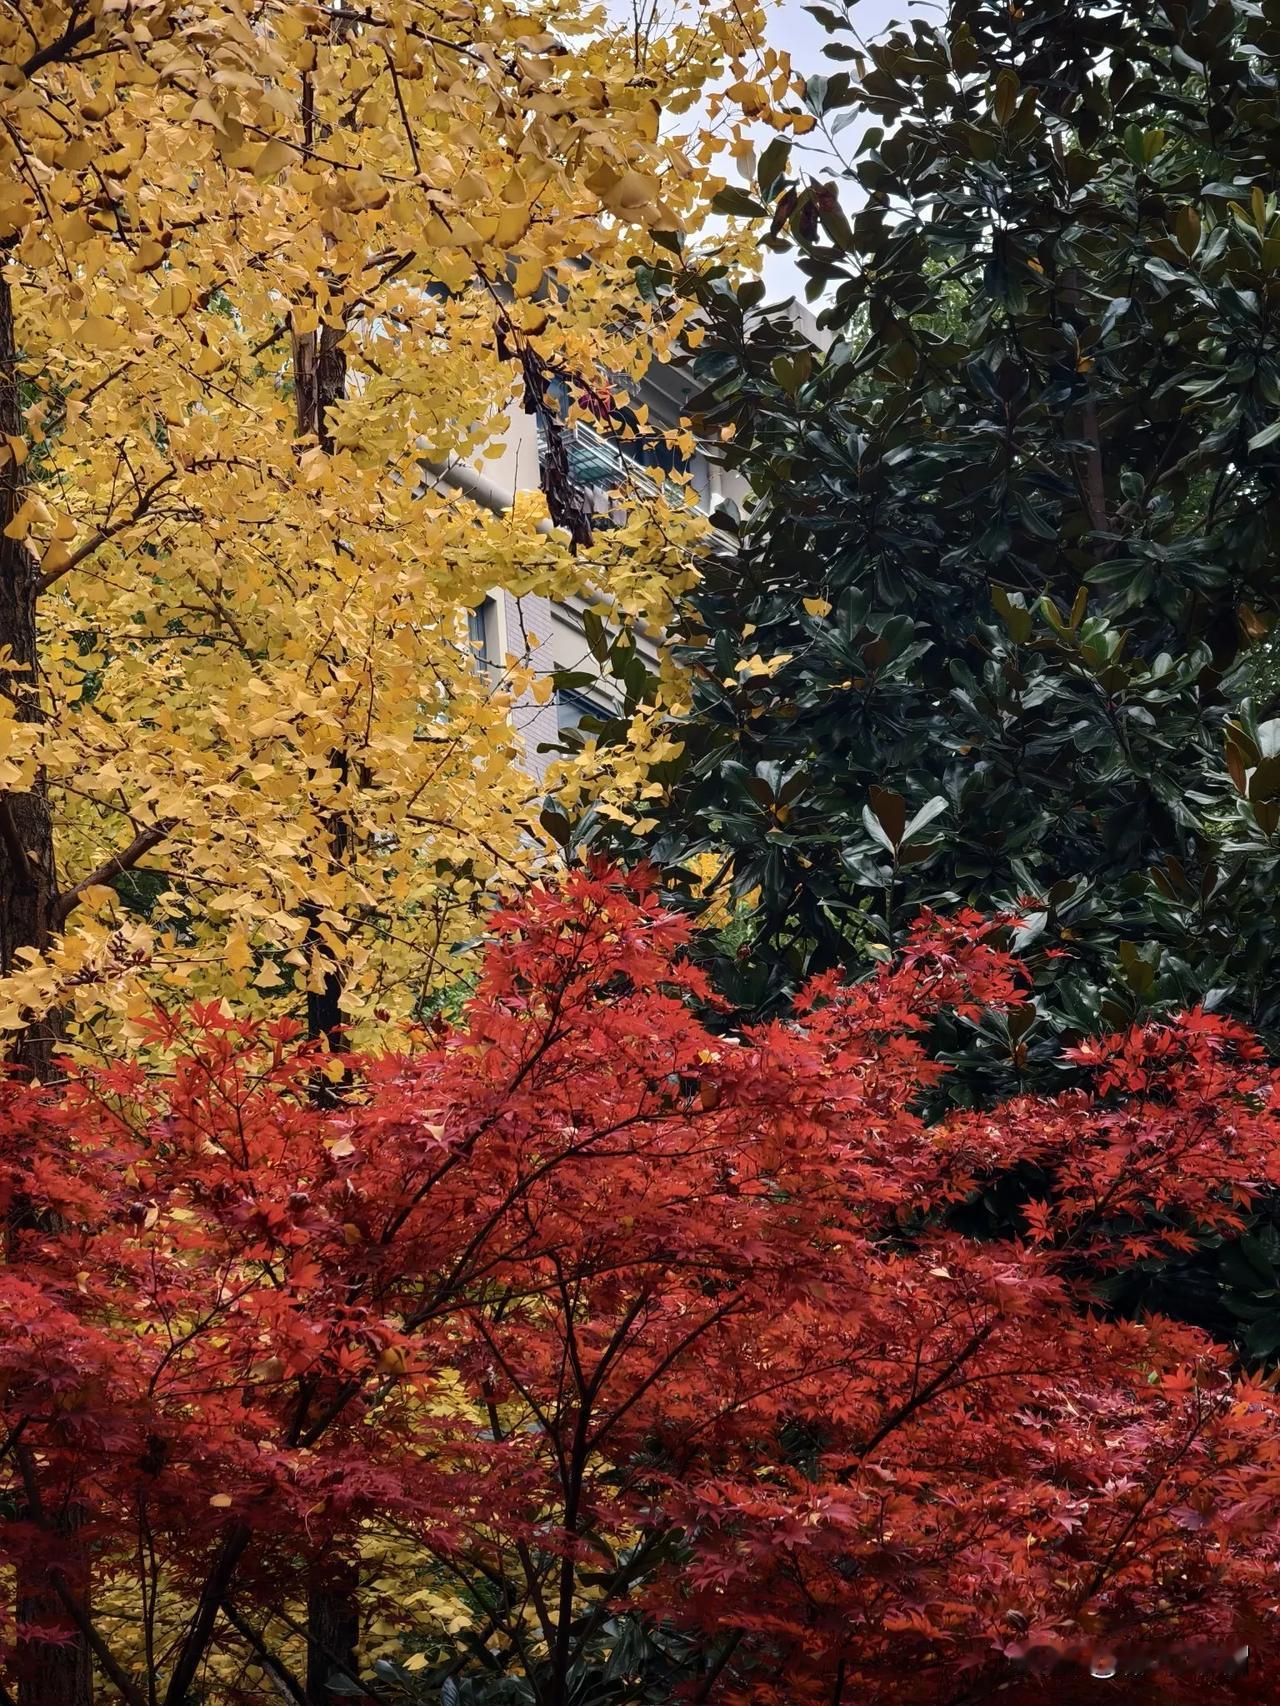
left=4, top=867, right=1280, bottom=1704
left=605, top=0, right=1280, bottom=1091
left=0, top=0, right=796, bottom=1062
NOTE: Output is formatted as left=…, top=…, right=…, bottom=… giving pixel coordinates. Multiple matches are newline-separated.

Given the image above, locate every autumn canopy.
left=4, top=0, right=1280, bottom=1699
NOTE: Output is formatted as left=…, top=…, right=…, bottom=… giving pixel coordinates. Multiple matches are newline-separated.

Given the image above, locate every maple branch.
left=555, top=1529, right=669, bottom=1679
left=54, top=819, right=174, bottom=926
left=221, top=1603, right=307, bottom=1705
left=136, top=1495, right=160, bottom=1706
left=162, top=1524, right=253, bottom=1706
left=466, top=1315, right=561, bottom=1462
left=514, top=1536, right=558, bottom=1659
left=374, top=961, right=581, bottom=1253
left=400, top=1110, right=682, bottom=1334
left=1071, top=1407, right=1206, bottom=1615
left=586, top=1297, right=741, bottom=1452
left=581, top=1285, right=653, bottom=1407
left=693, top=1629, right=743, bottom=1703
left=480, top=1397, right=560, bottom=1656
left=552, top=1404, right=593, bottom=1703
left=50, top=1570, right=150, bottom=1706
left=848, top=1320, right=997, bottom=1466
left=0, top=1414, right=29, bottom=1465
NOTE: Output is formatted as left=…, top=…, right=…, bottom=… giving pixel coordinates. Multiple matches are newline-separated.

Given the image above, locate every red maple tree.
left=1, top=867, right=1278, bottom=1705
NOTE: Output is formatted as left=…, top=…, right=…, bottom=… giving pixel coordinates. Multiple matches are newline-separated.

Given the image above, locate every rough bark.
left=1, top=267, right=89, bottom=1704
left=292, top=301, right=352, bottom=1056
left=295, top=310, right=361, bottom=1700
left=15, top=1509, right=92, bottom=1706
left=15, top=1590, right=93, bottom=1706
left=304, top=1564, right=361, bottom=1706
left=0, top=271, right=58, bottom=1083
left=291, top=318, right=347, bottom=455
left=304, top=747, right=350, bottom=1060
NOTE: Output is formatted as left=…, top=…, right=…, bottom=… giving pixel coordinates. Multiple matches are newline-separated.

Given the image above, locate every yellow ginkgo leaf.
left=0, top=0, right=767, bottom=1075
left=224, top=930, right=252, bottom=975
left=512, top=258, right=543, bottom=297
left=76, top=315, right=129, bottom=351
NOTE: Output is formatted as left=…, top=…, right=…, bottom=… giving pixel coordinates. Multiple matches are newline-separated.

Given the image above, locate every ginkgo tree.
left=0, top=0, right=802, bottom=1069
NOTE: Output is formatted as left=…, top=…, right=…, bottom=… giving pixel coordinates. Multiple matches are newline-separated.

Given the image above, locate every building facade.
left=435, top=356, right=748, bottom=777
left=432, top=302, right=820, bottom=776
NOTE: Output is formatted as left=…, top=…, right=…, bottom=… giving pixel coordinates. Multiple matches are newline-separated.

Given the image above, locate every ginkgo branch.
left=38, top=471, right=179, bottom=593
left=18, top=4, right=96, bottom=80
left=382, top=45, right=422, bottom=174
left=54, top=820, right=174, bottom=926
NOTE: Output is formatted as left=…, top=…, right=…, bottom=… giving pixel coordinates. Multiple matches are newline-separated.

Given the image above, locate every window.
left=556, top=688, right=608, bottom=736
left=468, top=597, right=494, bottom=665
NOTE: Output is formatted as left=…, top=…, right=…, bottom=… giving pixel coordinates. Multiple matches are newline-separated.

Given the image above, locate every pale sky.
left=759, top=0, right=909, bottom=300
left=772, top=0, right=906, bottom=89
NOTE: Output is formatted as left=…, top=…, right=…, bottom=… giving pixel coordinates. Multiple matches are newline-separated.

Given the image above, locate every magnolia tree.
left=1, top=867, right=1278, bottom=1705
left=606, top=0, right=1280, bottom=1077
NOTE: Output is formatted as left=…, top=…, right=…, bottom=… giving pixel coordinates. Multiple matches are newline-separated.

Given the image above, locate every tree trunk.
left=291, top=319, right=346, bottom=454
left=15, top=1512, right=92, bottom=1706
left=295, top=307, right=360, bottom=1701
left=304, top=747, right=350, bottom=1064
left=15, top=1593, right=93, bottom=1706
left=305, top=1563, right=361, bottom=1706
left=1, top=268, right=88, bottom=1704
left=0, top=271, right=58, bottom=1082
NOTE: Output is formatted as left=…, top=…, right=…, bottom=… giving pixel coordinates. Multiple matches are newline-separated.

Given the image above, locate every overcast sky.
left=773, top=0, right=905, bottom=87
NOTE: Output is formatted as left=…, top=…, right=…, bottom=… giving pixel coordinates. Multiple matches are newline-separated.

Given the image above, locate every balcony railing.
left=543, top=417, right=709, bottom=515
